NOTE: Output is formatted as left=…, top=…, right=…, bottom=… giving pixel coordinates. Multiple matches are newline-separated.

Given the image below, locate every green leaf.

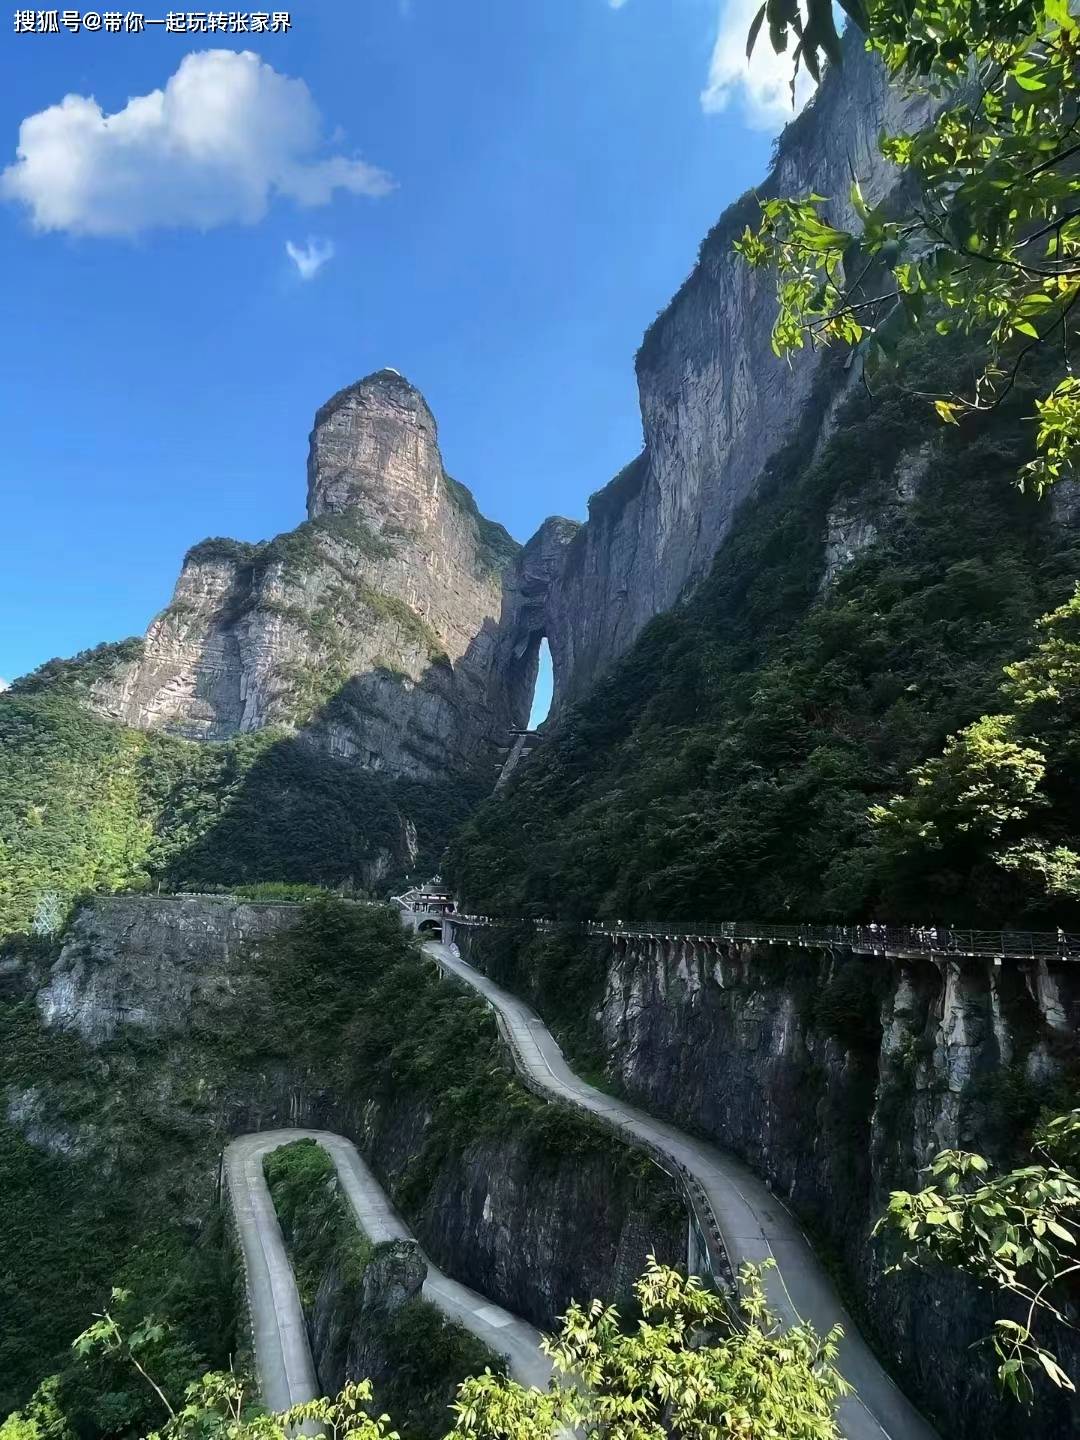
left=1037, top=1350, right=1076, bottom=1390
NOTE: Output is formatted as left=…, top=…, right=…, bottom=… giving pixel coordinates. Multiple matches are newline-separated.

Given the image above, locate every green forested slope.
left=449, top=336, right=1080, bottom=925
left=0, top=902, right=669, bottom=1428
left=0, top=668, right=481, bottom=934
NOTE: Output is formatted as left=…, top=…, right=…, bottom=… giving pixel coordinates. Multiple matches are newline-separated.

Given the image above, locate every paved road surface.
left=425, top=941, right=940, bottom=1440
left=226, top=1133, right=322, bottom=1415
left=225, top=1129, right=553, bottom=1413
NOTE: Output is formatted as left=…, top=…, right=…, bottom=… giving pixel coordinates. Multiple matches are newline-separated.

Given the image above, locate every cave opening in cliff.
left=528, top=637, right=553, bottom=728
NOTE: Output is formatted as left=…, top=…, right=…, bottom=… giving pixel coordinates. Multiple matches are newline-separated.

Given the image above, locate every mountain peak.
left=312, top=367, right=434, bottom=430
left=307, top=369, right=442, bottom=522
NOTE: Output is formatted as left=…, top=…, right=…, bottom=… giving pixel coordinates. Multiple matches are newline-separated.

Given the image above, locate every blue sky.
left=0, top=0, right=802, bottom=689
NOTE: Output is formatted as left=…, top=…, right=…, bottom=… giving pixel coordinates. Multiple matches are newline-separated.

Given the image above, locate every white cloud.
left=700, top=0, right=817, bottom=129
left=0, top=678, right=8, bottom=692
left=286, top=236, right=334, bottom=280
left=608, top=0, right=630, bottom=9
left=1, top=49, right=394, bottom=237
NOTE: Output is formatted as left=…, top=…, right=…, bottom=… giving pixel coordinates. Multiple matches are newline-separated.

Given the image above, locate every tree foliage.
left=740, top=0, right=1080, bottom=493
left=452, top=1260, right=847, bottom=1440
left=876, top=1109, right=1080, bottom=1399
left=0, top=688, right=483, bottom=936
left=867, top=585, right=1080, bottom=902
left=8, top=1263, right=847, bottom=1440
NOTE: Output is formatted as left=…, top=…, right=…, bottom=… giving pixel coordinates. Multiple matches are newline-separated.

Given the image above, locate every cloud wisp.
left=1, top=48, right=394, bottom=237
left=700, top=0, right=817, bottom=129
left=286, top=236, right=335, bottom=280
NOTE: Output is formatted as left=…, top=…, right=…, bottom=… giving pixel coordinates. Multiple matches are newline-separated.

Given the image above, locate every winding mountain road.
left=225, top=1129, right=553, bottom=1415
left=424, top=940, right=940, bottom=1440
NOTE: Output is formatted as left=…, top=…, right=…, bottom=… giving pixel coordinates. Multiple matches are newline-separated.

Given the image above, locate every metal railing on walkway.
left=448, top=914, right=1080, bottom=964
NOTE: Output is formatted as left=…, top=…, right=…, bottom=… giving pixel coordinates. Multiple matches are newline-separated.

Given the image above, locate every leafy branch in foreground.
left=149, top=1376, right=397, bottom=1440
left=738, top=0, right=1080, bottom=493
left=73, top=1291, right=180, bottom=1424
left=72, top=1305, right=397, bottom=1440
left=450, top=1259, right=848, bottom=1440
left=52, top=1263, right=848, bottom=1440
left=875, top=1109, right=1080, bottom=1400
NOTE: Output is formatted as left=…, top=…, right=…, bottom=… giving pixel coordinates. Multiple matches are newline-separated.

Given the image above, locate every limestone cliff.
left=509, top=39, right=933, bottom=710
left=27, top=44, right=938, bottom=801
left=92, top=370, right=521, bottom=783
left=3, top=896, right=681, bottom=1406
left=455, top=925, right=1080, bottom=1440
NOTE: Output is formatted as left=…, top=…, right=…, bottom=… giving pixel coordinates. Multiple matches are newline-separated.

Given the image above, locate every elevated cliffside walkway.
left=453, top=914, right=1079, bottom=964
left=424, top=940, right=941, bottom=1440
left=225, top=1129, right=553, bottom=1415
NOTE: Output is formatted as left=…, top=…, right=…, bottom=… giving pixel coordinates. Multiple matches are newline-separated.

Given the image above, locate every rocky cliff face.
left=12, top=897, right=681, bottom=1352
left=357, top=1090, right=678, bottom=1332
left=512, top=39, right=933, bottom=710
left=454, top=925, right=1080, bottom=1440
left=36, top=895, right=300, bottom=1046
left=45, top=46, right=933, bottom=775
left=91, top=370, right=521, bottom=783
left=487, top=517, right=581, bottom=724
left=267, top=1157, right=432, bottom=1404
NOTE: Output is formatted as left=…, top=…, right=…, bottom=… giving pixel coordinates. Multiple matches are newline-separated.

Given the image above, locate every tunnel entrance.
left=528, top=637, right=553, bottom=728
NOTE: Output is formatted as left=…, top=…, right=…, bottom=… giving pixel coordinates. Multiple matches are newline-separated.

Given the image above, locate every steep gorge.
left=452, top=922, right=1080, bottom=1440
left=0, top=898, right=682, bottom=1417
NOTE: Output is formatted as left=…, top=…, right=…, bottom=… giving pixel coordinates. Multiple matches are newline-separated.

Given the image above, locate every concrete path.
left=225, top=1128, right=553, bottom=1413
left=225, top=1133, right=322, bottom=1415
left=425, top=941, right=940, bottom=1440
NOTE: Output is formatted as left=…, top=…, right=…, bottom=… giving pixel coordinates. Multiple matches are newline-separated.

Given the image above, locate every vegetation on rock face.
left=0, top=902, right=673, bottom=1427
left=10, top=639, right=145, bottom=697
left=449, top=334, right=1080, bottom=923
left=0, top=688, right=482, bottom=935
left=3, top=1261, right=848, bottom=1440
left=0, top=694, right=154, bottom=934
left=442, top=476, right=520, bottom=577
left=263, top=1141, right=374, bottom=1308
left=264, top=1139, right=503, bottom=1440
left=184, top=513, right=396, bottom=578
left=864, top=586, right=1080, bottom=909
left=254, top=903, right=678, bottom=1200
left=0, top=954, right=242, bottom=1423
